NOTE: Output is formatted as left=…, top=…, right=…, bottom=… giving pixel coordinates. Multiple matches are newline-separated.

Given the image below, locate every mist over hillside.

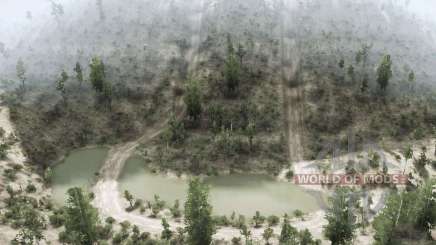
left=0, top=0, right=435, bottom=87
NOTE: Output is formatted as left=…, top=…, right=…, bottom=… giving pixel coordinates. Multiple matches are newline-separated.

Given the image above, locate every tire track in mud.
left=279, top=1, right=304, bottom=163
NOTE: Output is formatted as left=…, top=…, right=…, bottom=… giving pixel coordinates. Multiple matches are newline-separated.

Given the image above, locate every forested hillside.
left=0, top=0, right=435, bottom=171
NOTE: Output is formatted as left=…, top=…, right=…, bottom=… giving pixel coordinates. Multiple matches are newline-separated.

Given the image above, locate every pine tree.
left=184, top=79, right=202, bottom=123
left=16, top=58, right=26, bottom=91
left=161, top=218, right=173, bottom=240
left=124, top=190, right=134, bottom=209
left=262, top=226, right=274, bottom=245
left=74, top=62, right=84, bottom=87
left=279, top=215, right=298, bottom=244
left=225, top=35, right=240, bottom=97
left=324, top=187, right=357, bottom=245
left=89, top=57, right=105, bottom=93
left=56, top=70, right=68, bottom=103
left=377, top=54, right=393, bottom=92
left=64, top=187, right=99, bottom=245
left=184, top=178, right=215, bottom=245
left=415, top=180, right=436, bottom=231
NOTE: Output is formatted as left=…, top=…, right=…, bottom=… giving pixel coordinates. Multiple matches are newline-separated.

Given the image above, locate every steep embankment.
left=0, top=99, right=59, bottom=244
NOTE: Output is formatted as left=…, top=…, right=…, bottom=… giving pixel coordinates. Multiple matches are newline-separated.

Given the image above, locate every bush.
left=11, top=164, right=23, bottom=171
left=368, top=152, right=380, bottom=169
left=252, top=211, right=265, bottom=228
left=58, top=231, right=69, bottom=243
left=105, top=216, right=116, bottom=224
left=431, top=160, right=436, bottom=170
left=231, top=237, right=242, bottom=245
left=96, top=224, right=113, bottom=240
left=49, top=209, right=65, bottom=228
left=285, top=170, right=294, bottom=180
left=214, top=215, right=230, bottom=226
left=267, top=215, right=280, bottom=226
left=119, top=221, right=131, bottom=231
left=25, top=183, right=37, bottom=193
left=170, top=200, right=181, bottom=218
left=345, top=160, right=357, bottom=175
left=293, top=209, right=304, bottom=219
left=3, top=168, right=17, bottom=181
left=232, top=215, right=246, bottom=229
left=0, top=142, right=10, bottom=159
left=112, top=231, right=129, bottom=244
left=43, top=167, right=53, bottom=184
left=150, top=195, right=166, bottom=218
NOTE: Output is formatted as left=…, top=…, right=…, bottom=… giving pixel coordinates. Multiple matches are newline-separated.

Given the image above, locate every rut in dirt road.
left=279, top=2, right=304, bottom=163
left=283, top=84, right=304, bottom=162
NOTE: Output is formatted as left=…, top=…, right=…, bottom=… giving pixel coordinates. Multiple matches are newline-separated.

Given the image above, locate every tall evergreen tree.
left=224, top=36, right=240, bottom=97
left=279, top=215, right=298, bottom=244
left=16, top=58, right=26, bottom=91
left=64, top=187, right=99, bottom=245
left=56, top=70, right=68, bottom=103
left=377, top=54, right=392, bottom=92
left=89, top=57, right=105, bottom=93
left=184, top=79, right=202, bottom=122
left=184, top=178, right=215, bottom=245
left=415, top=180, right=436, bottom=231
left=74, top=62, right=84, bottom=87
left=324, top=187, right=358, bottom=245
left=161, top=218, right=173, bottom=240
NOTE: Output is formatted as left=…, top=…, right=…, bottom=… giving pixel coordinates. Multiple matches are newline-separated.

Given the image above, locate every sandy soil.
left=0, top=103, right=60, bottom=244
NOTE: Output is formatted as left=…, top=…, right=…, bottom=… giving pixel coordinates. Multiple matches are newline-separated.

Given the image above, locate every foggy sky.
left=0, top=0, right=435, bottom=47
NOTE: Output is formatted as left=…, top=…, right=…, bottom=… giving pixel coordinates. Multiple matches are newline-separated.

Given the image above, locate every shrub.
left=3, top=168, right=17, bottom=181
left=58, top=231, right=69, bottom=243
left=345, top=160, right=357, bottom=175
left=431, top=160, right=436, bottom=170
left=170, top=200, right=181, bottom=218
left=25, top=183, right=37, bottom=193
left=293, top=209, right=304, bottom=219
left=0, top=142, right=10, bottom=159
left=119, top=220, right=131, bottom=232
left=105, top=216, right=116, bottom=224
left=285, top=170, right=294, bottom=180
left=149, top=195, right=166, bottom=218
left=43, top=167, right=53, bottom=184
left=266, top=215, right=280, bottom=226
left=49, top=209, right=65, bottom=228
left=11, top=164, right=23, bottom=171
left=252, top=211, right=265, bottom=228
left=233, top=215, right=246, bottom=229
left=112, top=231, right=129, bottom=244
left=231, top=237, right=242, bottom=245
left=96, top=224, right=113, bottom=240
left=213, top=215, right=230, bottom=227
left=368, top=152, right=380, bottom=169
